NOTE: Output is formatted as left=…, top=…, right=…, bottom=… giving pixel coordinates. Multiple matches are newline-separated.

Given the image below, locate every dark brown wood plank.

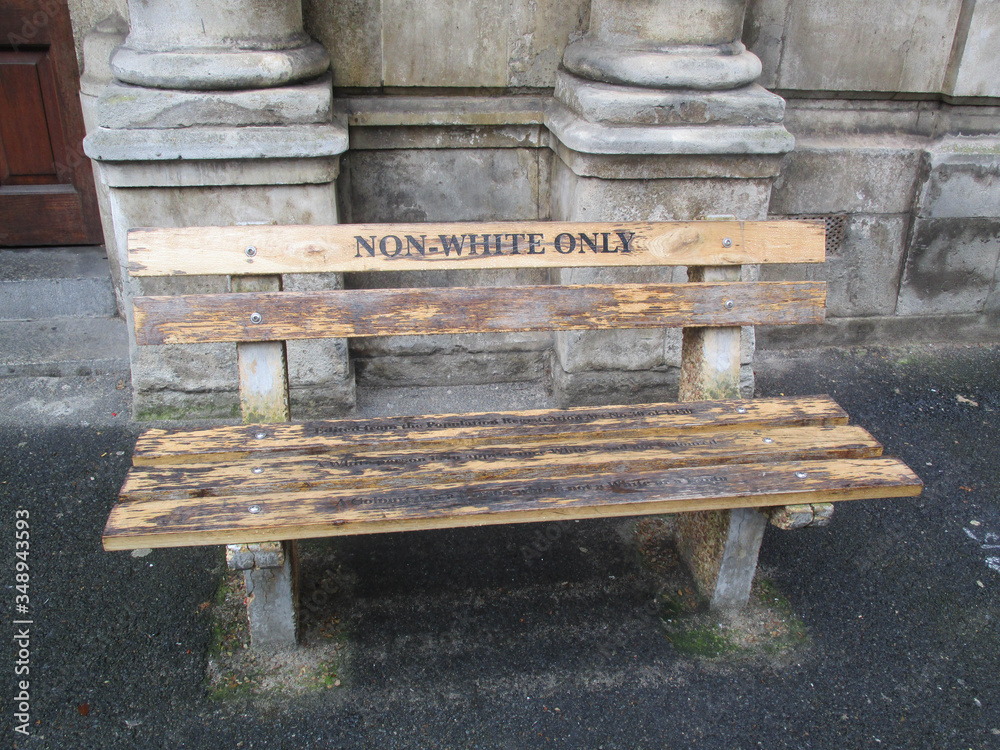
left=131, top=395, right=851, bottom=465
left=0, top=186, right=94, bottom=245
left=0, top=0, right=102, bottom=246
left=126, top=221, right=826, bottom=276
left=103, top=457, right=923, bottom=550
left=133, top=281, right=826, bottom=345
left=0, top=1, right=52, bottom=44
left=119, top=425, right=884, bottom=502
left=0, top=52, right=57, bottom=181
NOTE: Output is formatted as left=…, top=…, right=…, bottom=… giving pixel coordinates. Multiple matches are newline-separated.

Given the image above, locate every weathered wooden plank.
left=232, top=276, right=290, bottom=424
left=127, top=221, right=826, bottom=277
left=119, top=425, right=884, bottom=501
left=131, top=395, right=851, bottom=465
left=679, top=266, right=743, bottom=402
left=103, top=457, right=923, bottom=550
left=132, top=281, right=827, bottom=345
left=237, top=341, right=290, bottom=422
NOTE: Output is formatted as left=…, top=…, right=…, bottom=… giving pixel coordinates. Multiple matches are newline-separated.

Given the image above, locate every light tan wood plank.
left=232, top=275, right=290, bottom=423
left=679, top=265, right=743, bottom=402
left=131, top=395, right=851, bottom=465
left=237, top=341, right=289, bottom=422
left=119, top=425, right=883, bottom=501
left=126, top=221, right=825, bottom=276
left=132, top=281, right=826, bottom=345
left=103, top=458, right=923, bottom=550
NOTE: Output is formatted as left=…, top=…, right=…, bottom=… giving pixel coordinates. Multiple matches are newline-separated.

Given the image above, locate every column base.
left=111, top=40, right=330, bottom=90
left=85, top=115, right=352, bottom=419
left=96, top=75, right=334, bottom=129
left=546, top=103, right=794, bottom=158
left=563, top=40, right=762, bottom=91
left=555, top=71, right=787, bottom=127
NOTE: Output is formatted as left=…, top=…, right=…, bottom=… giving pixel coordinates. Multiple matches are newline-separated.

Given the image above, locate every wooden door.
left=0, top=0, right=102, bottom=246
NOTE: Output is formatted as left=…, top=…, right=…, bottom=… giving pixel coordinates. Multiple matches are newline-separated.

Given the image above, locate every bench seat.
left=103, top=395, right=921, bottom=550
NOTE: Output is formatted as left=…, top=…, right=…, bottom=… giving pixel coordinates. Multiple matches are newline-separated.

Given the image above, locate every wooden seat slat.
left=130, top=395, right=851, bottom=465
left=126, top=220, right=826, bottom=277
left=133, top=281, right=826, bottom=346
left=103, top=457, right=922, bottom=550
left=118, top=424, right=884, bottom=502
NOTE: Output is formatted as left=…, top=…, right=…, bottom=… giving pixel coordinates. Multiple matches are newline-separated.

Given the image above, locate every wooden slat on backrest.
left=133, top=281, right=826, bottom=345
left=127, top=221, right=825, bottom=276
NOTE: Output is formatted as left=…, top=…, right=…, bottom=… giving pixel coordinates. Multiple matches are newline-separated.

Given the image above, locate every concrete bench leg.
left=674, top=253, right=768, bottom=610
left=226, top=541, right=299, bottom=649
left=674, top=508, right=767, bottom=611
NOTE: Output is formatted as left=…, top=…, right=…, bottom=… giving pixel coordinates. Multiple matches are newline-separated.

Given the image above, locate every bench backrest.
left=127, top=220, right=826, bottom=421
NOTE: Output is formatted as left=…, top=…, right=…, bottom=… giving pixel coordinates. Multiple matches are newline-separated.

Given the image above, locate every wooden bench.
left=103, top=220, right=922, bottom=648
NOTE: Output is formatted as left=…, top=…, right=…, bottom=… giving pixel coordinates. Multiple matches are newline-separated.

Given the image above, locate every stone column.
left=83, top=0, right=352, bottom=420
left=546, top=0, right=793, bottom=609
left=79, top=14, right=128, bottom=313
left=564, top=0, right=763, bottom=91
left=548, top=0, right=791, bottom=404
left=109, top=0, right=329, bottom=90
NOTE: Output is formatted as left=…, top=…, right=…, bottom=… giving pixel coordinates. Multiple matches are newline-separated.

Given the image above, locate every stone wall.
left=740, top=3, right=1000, bottom=351
left=71, top=0, right=1000, bottom=417
left=758, top=103, right=1000, bottom=350
left=745, top=0, right=998, bottom=99
left=335, top=95, right=553, bottom=389
left=304, top=0, right=590, bottom=89
left=304, top=0, right=999, bottom=357
left=70, top=1, right=1000, bottom=99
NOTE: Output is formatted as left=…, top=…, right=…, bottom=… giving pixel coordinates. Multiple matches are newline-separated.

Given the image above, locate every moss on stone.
left=135, top=400, right=241, bottom=422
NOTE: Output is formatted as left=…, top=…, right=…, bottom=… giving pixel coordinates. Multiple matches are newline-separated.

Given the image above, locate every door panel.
left=1, top=51, right=60, bottom=184
left=0, top=0, right=102, bottom=246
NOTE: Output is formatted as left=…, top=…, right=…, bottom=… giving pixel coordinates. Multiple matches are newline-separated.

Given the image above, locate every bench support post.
left=674, top=507, right=767, bottom=610
left=676, top=262, right=768, bottom=610
left=231, top=274, right=301, bottom=647
left=227, top=541, right=300, bottom=649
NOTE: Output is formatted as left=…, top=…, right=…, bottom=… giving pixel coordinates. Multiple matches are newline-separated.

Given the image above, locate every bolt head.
left=245, top=246, right=257, bottom=257
left=252, top=467, right=264, bottom=475
left=250, top=312, right=263, bottom=324
left=722, top=238, right=733, bottom=248
left=763, top=437, right=774, bottom=444
left=724, top=299, right=735, bottom=310
left=255, top=431, right=267, bottom=440
left=248, top=505, right=262, bottom=514
left=795, top=471, right=808, bottom=479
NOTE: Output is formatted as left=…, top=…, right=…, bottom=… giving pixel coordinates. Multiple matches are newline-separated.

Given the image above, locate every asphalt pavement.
left=2, top=343, right=1000, bottom=749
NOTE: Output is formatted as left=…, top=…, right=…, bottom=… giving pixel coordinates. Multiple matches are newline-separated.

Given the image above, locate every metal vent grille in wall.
left=783, top=214, right=847, bottom=256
